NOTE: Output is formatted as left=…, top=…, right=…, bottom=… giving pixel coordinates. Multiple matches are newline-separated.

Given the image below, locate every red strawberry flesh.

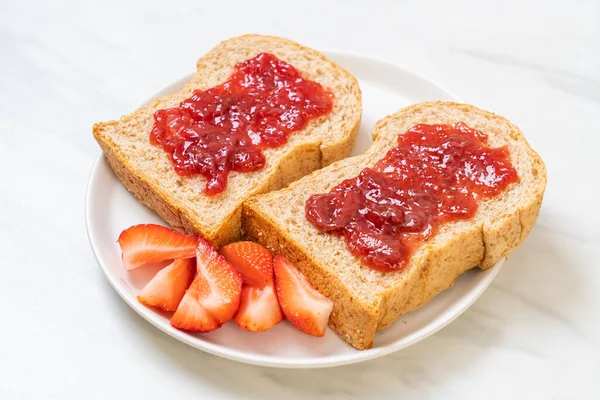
left=118, top=224, right=198, bottom=270
left=171, top=238, right=242, bottom=332
left=220, top=241, right=273, bottom=288
left=234, top=283, right=283, bottom=332
left=273, top=255, right=333, bottom=337
left=137, top=258, right=196, bottom=311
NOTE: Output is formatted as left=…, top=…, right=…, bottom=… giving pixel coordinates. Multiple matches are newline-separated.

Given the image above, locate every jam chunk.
left=150, top=53, right=334, bottom=195
left=305, top=123, right=518, bottom=272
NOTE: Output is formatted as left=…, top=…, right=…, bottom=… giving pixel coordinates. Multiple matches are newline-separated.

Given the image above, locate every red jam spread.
left=150, top=53, right=334, bottom=195
left=305, top=123, right=518, bottom=272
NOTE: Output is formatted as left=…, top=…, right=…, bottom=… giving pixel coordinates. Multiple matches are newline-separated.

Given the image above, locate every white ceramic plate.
left=85, top=51, right=503, bottom=368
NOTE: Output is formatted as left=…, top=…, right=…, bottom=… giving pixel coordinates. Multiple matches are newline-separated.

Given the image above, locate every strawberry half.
left=273, top=255, right=333, bottom=337
left=171, top=238, right=242, bottom=332
left=137, top=258, right=196, bottom=311
left=235, top=283, right=283, bottom=332
left=220, top=241, right=273, bottom=288
left=118, top=224, right=198, bottom=270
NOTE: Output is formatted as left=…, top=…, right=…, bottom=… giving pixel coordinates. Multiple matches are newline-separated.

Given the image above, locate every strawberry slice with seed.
left=118, top=224, right=198, bottom=270
left=170, top=286, right=220, bottom=332
left=273, top=255, right=333, bottom=337
left=220, top=241, right=273, bottom=288
left=136, top=258, right=196, bottom=312
left=171, top=238, right=242, bottom=332
left=234, top=283, right=283, bottom=332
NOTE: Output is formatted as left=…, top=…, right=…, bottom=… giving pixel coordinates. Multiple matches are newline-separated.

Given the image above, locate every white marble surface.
left=1, top=0, right=599, bottom=398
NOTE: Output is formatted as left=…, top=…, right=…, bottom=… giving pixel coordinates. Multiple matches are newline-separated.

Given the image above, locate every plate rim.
left=85, top=50, right=502, bottom=368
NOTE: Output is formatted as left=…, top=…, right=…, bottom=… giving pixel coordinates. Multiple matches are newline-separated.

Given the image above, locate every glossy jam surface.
left=150, top=53, right=334, bottom=195
left=305, top=123, right=518, bottom=272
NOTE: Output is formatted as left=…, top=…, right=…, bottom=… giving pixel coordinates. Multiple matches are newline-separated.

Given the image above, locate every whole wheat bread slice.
left=243, top=102, right=547, bottom=350
left=93, top=35, right=362, bottom=246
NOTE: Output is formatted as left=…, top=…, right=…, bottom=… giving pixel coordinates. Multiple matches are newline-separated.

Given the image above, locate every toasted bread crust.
left=93, top=35, right=361, bottom=247
left=243, top=102, right=547, bottom=349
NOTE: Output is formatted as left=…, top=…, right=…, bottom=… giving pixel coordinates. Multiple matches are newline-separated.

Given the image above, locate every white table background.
left=1, top=0, right=599, bottom=398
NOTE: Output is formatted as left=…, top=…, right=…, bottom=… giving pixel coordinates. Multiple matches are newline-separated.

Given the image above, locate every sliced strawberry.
left=171, top=238, right=242, bottom=332
left=169, top=283, right=220, bottom=333
left=118, top=224, right=198, bottom=270
left=273, top=255, right=333, bottom=337
left=220, top=241, right=273, bottom=288
left=137, top=258, right=196, bottom=311
left=235, top=283, right=283, bottom=332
